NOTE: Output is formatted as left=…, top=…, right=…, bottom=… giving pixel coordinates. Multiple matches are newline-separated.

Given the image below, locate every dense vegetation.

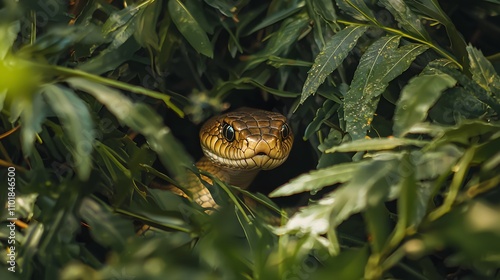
left=1, top=0, right=500, bottom=279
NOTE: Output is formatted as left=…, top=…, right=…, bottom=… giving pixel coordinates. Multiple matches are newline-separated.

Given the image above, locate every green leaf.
left=429, top=87, right=488, bottom=125
left=312, top=0, right=338, bottom=23
left=269, top=162, right=360, bottom=197
left=78, top=198, right=135, bottom=251
left=393, top=73, right=456, bottom=137
left=431, top=120, right=500, bottom=147
left=433, top=63, right=500, bottom=114
left=42, top=85, right=95, bottom=180
left=336, top=0, right=378, bottom=23
left=66, top=77, right=192, bottom=179
left=100, top=4, right=143, bottom=51
left=379, top=0, right=431, bottom=41
left=364, top=182, right=391, bottom=253
left=467, top=45, right=500, bottom=95
left=261, top=13, right=310, bottom=57
left=9, top=92, right=48, bottom=156
left=0, top=20, right=19, bottom=59
left=77, top=37, right=141, bottom=75
left=313, top=247, right=369, bottom=279
left=299, top=26, right=368, bottom=106
left=412, top=144, right=462, bottom=181
left=396, top=154, right=419, bottom=228
left=168, top=0, right=213, bottom=58
left=425, top=201, right=500, bottom=269
left=134, top=0, right=161, bottom=51
left=303, top=99, right=339, bottom=140
left=326, top=137, right=428, bottom=153
left=407, top=0, right=468, bottom=69
left=278, top=154, right=402, bottom=249
left=241, top=13, right=310, bottom=72
left=215, top=77, right=300, bottom=99
left=204, top=0, right=236, bottom=17
left=242, top=2, right=305, bottom=36
left=344, top=36, right=428, bottom=140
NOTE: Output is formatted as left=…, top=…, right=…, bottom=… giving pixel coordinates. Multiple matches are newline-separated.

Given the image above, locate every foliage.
left=1, top=0, right=500, bottom=279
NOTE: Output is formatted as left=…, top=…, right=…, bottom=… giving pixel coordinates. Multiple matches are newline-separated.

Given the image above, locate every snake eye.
left=280, top=123, right=291, bottom=140
left=222, top=122, right=235, bottom=142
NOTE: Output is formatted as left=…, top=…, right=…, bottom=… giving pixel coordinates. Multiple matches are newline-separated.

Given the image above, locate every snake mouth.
left=203, top=148, right=286, bottom=170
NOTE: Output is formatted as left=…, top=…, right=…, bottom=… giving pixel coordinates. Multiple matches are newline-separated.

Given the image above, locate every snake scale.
left=163, top=108, right=294, bottom=210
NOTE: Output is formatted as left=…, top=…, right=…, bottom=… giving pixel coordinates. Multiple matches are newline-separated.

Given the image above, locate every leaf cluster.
left=0, top=0, right=500, bottom=279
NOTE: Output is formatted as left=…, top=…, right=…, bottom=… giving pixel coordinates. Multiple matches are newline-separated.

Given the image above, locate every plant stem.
left=337, top=20, right=463, bottom=70
left=49, top=65, right=185, bottom=117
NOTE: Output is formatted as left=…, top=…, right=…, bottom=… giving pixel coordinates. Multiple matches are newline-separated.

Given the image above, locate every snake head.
left=200, top=109, right=294, bottom=170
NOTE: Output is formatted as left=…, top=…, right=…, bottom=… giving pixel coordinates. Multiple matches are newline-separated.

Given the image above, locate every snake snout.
left=253, top=139, right=273, bottom=157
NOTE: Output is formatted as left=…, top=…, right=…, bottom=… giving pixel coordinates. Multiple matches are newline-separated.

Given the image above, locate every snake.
left=167, top=108, right=294, bottom=209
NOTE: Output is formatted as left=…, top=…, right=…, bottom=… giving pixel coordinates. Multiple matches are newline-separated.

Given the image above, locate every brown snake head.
left=200, top=109, right=294, bottom=171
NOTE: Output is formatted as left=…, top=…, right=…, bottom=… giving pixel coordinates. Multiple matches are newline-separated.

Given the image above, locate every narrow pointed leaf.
left=467, top=45, right=500, bottom=95
left=0, top=20, right=19, bottom=59
left=433, top=64, right=500, bottom=114
left=299, top=26, right=368, bottom=105
left=344, top=36, right=428, bottom=140
left=326, top=137, right=427, bottom=153
left=42, top=85, right=95, bottom=180
left=243, top=2, right=305, bottom=36
left=336, top=0, right=378, bottom=23
left=407, top=0, right=468, bottom=69
left=393, top=73, right=456, bottom=137
left=16, top=93, right=48, bottom=156
left=269, top=162, right=359, bottom=197
left=380, top=0, right=430, bottom=41
left=279, top=154, right=402, bottom=241
left=303, top=99, right=339, bottom=140
left=66, top=77, right=192, bottom=179
left=168, top=0, right=213, bottom=58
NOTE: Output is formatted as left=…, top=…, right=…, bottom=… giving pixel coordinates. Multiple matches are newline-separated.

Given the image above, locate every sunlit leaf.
left=279, top=154, right=403, bottom=250
left=393, top=72, right=456, bottom=137
left=344, top=36, right=428, bottom=140
left=299, top=26, right=368, bottom=106
left=269, top=162, right=359, bottom=197
left=326, top=137, right=427, bottom=153
left=168, top=0, right=213, bottom=58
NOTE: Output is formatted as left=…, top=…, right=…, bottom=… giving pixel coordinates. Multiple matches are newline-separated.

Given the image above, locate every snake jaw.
left=202, top=146, right=288, bottom=171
